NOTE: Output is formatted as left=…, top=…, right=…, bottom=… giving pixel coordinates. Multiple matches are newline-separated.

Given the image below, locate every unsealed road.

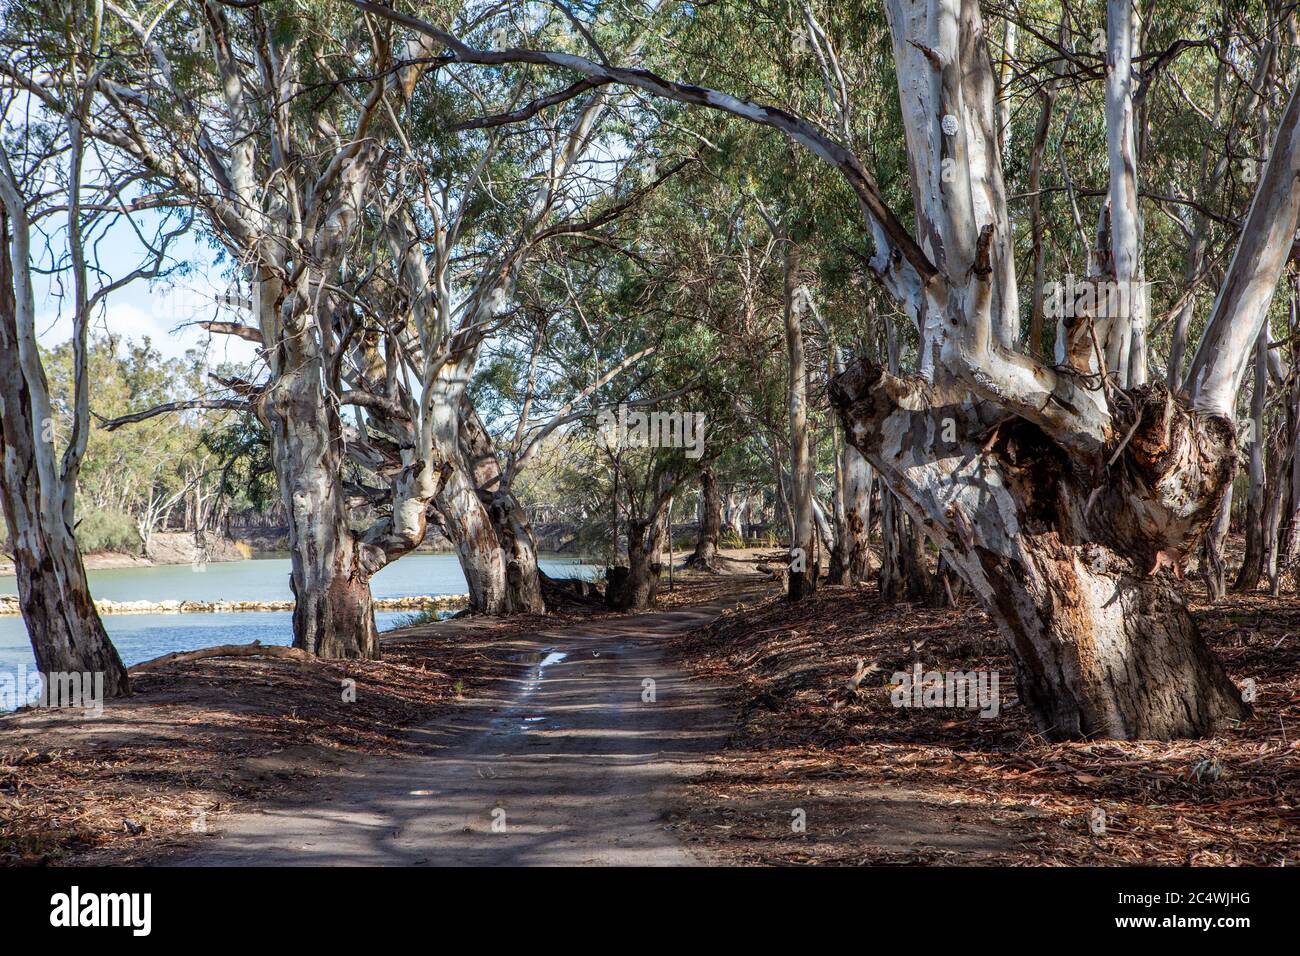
left=168, top=598, right=746, bottom=866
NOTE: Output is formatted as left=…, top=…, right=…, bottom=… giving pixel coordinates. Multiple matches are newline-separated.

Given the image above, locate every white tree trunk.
left=0, top=202, right=130, bottom=696
left=784, top=242, right=818, bottom=598
left=361, top=0, right=1299, bottom=741
left=832, top=363, right=1247, bottom=738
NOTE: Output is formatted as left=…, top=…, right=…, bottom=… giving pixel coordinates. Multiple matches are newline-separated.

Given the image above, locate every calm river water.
left=0, top=553, right=599, bottom=699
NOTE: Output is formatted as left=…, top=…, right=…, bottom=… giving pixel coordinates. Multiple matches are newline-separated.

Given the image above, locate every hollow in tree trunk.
left=831, top=363, right=1249, bottom=740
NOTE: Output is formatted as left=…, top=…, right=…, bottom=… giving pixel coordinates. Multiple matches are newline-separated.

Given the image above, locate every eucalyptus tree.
left=363, top=0, right=1297, bottom=739
left=353, top=2, right=681, bottom=614
left=7, top=0, right=450, bottom=658
left=0, top=3, right=184, bottom=696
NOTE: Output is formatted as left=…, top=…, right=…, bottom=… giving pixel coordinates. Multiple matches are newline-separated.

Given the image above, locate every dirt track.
left=164, top=599, right=746, bottom=866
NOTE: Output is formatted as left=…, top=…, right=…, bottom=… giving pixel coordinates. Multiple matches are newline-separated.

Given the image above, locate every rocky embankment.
left=0, top=532, right=252, bottom=575
left=0, top=593, right=468, bottom=616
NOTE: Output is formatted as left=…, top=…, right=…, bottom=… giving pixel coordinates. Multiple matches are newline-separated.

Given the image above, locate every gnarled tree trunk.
left=459, top=398, right=544, bottom=613
left=832, top=364, right=1248, bottom=739
left=360, top=0, right=1298, bottom=743
left=435, top=463, right=510, bottom=614
left=624, top=516, right=663, bottom=610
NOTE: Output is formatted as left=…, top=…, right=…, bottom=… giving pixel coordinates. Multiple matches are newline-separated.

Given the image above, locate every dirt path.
left=164, top=596, right=753, bottom=866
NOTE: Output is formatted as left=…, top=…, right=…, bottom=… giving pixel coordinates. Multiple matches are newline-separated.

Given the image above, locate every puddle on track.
left=509, top=650, right=568, bottom=670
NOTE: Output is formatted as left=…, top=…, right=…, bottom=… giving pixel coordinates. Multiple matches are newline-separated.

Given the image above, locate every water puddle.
left=511, top=648, right=570, bottom=701
left=538, top=651, right=567, bottom=671
left=509, top=649, right=568, bottom=670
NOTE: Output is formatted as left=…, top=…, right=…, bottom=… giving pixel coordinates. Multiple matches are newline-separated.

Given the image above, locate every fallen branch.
left=127, top=641, right=314, bottom=674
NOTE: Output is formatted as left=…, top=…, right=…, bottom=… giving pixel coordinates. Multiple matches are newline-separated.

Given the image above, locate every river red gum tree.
left=0, top=203, right=130, bottom=699
left=357, top=0, right=1299, bottom=739
left=50, top=3, right=449, bottom=659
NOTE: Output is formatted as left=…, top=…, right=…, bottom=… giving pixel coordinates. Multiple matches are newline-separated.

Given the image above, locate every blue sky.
left=31, top=211, right=260, bottom=367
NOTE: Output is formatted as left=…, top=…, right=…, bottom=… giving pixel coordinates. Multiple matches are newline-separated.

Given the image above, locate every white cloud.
left=36, top=285, right=260, bottom=367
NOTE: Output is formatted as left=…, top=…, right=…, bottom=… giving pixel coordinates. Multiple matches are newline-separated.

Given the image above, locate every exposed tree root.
left=128, top=641, right=314, bottom=674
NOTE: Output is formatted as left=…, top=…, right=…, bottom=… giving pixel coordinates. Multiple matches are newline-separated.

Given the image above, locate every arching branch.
left=349, top=0, right=940, bottom=296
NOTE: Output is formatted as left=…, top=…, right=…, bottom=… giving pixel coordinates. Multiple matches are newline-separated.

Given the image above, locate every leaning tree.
left=355, top=0, right=1300, bottom=739
left=0, top=3, right=186, bottom=695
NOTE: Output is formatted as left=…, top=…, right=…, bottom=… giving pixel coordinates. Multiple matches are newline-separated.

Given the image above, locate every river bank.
left=0, top=553, right=605, bottom=687
left=0, top=593, right=468, bottom=616
left=0, top=530, right=469, bottom=576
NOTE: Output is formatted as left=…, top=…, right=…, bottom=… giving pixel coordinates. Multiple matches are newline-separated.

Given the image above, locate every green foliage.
left=73, top=509, right=140, bottom=555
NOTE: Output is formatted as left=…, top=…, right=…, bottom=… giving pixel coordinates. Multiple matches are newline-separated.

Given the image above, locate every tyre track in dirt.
left=165, top=594, right=758, bottom=866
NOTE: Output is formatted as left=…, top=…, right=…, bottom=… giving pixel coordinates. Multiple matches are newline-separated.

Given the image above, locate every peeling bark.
left=361, top=0, right=1293, bottom=741
left=829, top=437, right=874, bottom=585
left=0, top=209, right=129, bottom=696
left=832, top=361, right=1249, bottom=739
left=459, top=398, right=545, bottom=614
left=261, top=322, right=382, bottom=660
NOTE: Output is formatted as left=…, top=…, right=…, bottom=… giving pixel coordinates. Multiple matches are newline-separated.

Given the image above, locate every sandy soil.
left=159, top=596, right=759, bottom=866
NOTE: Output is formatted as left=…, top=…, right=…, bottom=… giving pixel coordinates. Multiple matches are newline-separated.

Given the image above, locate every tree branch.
left=96, top=398, right=250, bottom=431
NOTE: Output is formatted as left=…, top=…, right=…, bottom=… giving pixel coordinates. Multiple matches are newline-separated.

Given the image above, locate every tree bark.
left=1105, top=0, right=1147, bottom=385
left=261, top=325, right=381, bottom=659
left=0, top=201, right=130, bottom=698
left=435, top=463, right=510, bottom=614
left=832, top=362, right=1249, bottom=740
left=839, top=443, right=875, bottom=585
left=1234, top=328, right=1269, bottom=592
left=685, top=466, right=721, bottom=571
left=1273, top=276, right=1300, bottom=589
left=879, top=488, right=927, bottom=603
left=357, top=0, right=1290, bottom=742
left=1201, top=484, right=1233, bottom=602
left=459, top=398, right=545, bottom=613
left=783, top=241, right=818, bottom=599
left=623, top=517, right=662, bottom=610
left=1026, top=13, right=1065, bottom=357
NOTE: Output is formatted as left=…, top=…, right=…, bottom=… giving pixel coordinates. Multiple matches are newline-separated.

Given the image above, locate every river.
left=0, top=554, right=600, bottom=701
